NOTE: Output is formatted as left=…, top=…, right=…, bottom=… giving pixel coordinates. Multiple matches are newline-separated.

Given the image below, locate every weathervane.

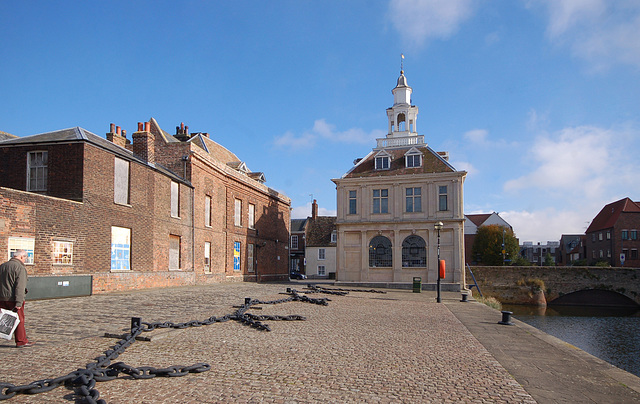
left=401, top=53, right=404, bottom=73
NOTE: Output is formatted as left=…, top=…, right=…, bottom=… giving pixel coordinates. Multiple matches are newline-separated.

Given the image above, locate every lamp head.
left=434, top=221, right=444, bottom=231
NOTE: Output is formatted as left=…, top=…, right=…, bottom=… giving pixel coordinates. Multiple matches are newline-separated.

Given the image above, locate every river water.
left=502, top=304, right=640, bottom=378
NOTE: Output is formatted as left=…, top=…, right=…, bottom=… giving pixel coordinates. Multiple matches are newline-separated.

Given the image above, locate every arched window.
left=397, top=113, right=406, bottom=131
left=402, top=235, right=426, bottom=267
left=369, top=236, right=392, bottom=267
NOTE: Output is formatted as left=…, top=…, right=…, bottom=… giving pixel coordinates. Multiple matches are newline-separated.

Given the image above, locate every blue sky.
left=1, top=0, right=639, bottom=243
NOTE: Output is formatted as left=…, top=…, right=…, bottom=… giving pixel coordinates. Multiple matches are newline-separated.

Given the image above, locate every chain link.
left=0, top=285, right=383, bottom=403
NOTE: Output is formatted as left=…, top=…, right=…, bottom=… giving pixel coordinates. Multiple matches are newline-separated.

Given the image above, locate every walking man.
left=0, top=249, right=33, bottom=347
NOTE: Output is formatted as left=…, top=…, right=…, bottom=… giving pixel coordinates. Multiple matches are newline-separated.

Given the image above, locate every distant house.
left=585, top=197, right=640, bottom=267
left=519, top=241, right=560, bottom=266
left=0, top=130, right=18, bottom=141
left=289, top=218, right=307, bottom=274
left=305, top=200, right=336, bottom=279
left=557, top=234, right=587, bottom=265
left=464, top=212, right=512, bottom=264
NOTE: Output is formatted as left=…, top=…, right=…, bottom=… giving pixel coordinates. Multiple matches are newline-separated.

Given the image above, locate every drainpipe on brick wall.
left=191, top=185, right=195, bottom=275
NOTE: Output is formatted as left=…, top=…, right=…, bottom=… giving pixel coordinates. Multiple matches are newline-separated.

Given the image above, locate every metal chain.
left=0, top=286, right=350, bottom=403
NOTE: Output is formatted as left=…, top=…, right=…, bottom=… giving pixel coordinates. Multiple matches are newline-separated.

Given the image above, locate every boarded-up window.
left=171, top=181, right=179, bottom=217
left=204, top=241, right=211, bottom=273
left=247, top=244, right=254, bottom=273
left=205, top=195, right=212, bottom=226
left=169, top=235, right=180, bottom=270
left=114, top=158, right=130, bottom=205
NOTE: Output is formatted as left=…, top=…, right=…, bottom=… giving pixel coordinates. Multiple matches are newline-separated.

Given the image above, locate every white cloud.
left=529, top=0, right=640, bottom=70
left=450, top=160, right=476, bottom=177
left=500, top=123, right=640, bottom=241
left=273, top=119, right=384, bottom=150
left=501, top=208, right=587, bottom=242
left=388, top=0, right=475, bottom=47
left=291, top=202, right=336, bottom=219
left=503, top=125, right=625, bottom=199
left=463, top=128, right=488, bottom=144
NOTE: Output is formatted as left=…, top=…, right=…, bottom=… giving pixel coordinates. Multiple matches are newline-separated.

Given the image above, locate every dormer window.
left=375, top=156, right=390, bottom=170
left=405, top=148, right=422, bottom=168
left=374, top=150, right=392, bottom=170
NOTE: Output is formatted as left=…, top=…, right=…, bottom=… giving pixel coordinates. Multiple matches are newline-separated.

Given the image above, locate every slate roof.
left=305, top=216, right=336, bottom=247
left=0, top=130, right=17, bottom=141
left=0, top=127, right=191, bottom=186
left=586, top=198, right=640, bottom=233
left=343, top=144, right=456, bottom=178
left=290, top=218, right=307, bottom=233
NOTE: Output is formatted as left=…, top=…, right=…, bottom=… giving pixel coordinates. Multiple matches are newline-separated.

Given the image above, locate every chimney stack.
left=312, top=199, right=318, bottom=220
left=106, top=123, right=127, bottom=148
left=132, top=121, right=155, bottom=163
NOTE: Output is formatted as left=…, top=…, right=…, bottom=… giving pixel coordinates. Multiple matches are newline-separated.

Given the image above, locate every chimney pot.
left=312, top=199, right=318, bottom=220
left=138, top=122, right=143, bottom=131
left=116, top=126, right=121, bottom=135
left=144, top=121, right=150, bottom=132
left=122, top=129, right=126, bottom=137
left=110, top=123, right=115, bottom=133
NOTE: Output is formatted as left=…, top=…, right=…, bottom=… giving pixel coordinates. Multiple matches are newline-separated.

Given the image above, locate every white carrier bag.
left=0, top=308, right=20, bottom=340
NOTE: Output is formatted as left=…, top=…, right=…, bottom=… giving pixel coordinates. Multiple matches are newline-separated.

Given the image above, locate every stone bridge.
left=466, top=266, right=640, bottom=306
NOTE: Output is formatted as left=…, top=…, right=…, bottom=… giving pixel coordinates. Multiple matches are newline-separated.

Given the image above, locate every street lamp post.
left=434, top=221, right=443, bottom=303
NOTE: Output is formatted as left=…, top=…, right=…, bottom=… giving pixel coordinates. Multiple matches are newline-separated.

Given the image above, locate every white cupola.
left=386, top=69, right=419, bottom=138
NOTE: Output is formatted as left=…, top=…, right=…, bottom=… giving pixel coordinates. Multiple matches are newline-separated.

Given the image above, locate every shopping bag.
left=0, top=308, right=20, bottom=340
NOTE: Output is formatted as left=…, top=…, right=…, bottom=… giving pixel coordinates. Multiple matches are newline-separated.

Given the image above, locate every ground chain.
left=0, top=285, right=382, bottom=403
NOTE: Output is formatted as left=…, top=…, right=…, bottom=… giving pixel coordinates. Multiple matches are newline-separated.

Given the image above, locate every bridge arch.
left=549, top=289, right=639, bottom=308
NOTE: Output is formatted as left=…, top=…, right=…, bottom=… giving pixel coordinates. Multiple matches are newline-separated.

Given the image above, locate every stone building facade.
left=332, top=70, right=467, bottom=289
left=0, top=119, right=290, bottom=295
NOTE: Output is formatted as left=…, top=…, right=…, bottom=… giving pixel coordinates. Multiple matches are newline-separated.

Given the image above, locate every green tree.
left=471, top=225, right=519, bottom=266
left=543, top=252, right=555, bottom=266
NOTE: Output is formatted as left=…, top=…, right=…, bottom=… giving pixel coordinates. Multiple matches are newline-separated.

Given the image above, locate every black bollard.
left=460, top=293, right=468, bottom=302
left=245, top=297, right=252, bottom=306
left=498, top=310, right=514, bottom=325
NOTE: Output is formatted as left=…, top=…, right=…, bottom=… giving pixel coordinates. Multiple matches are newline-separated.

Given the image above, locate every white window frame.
left=111, top=226, right=131, bottom=271
left=114, top=157, right=130, bottom=205
left=291, top=235, right=299, bottom=250
left=205, top=195, right=212, bottom=227
left=171, top=181, right=180, bottom=218
left=375, top=156, right=390, bottom=170
left=52, top=240, right=73, bottom=265
left=405, top=187, right=421, bottom=213
left=331, top=231, right=337, bottom=243
left=27, top=151, right=48, bottom=191
left=204, top=241, right=211, bottom=273
left=438, top=185, right=448, bottom=211
left=8, top=237, right=35, bottom=265
left=348, top=190, right=357, bottom=215
left=373, top=189, right=388, bottom=214
left=405, top=153, right=422, bottom=168
left=318, top=248, right=326, bottom=260
left=234, top=199, right=242, bottom=227
left=248, top=203, right=256, bottom=229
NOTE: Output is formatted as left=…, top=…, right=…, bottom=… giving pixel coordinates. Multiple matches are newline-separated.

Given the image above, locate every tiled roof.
left=466, top=214, right=492, bottom=227
left=586, top=198, right=640, bottom=233
left=305, top=216, right=336, bottom=247
left=344, top=145, right=455, bottom=178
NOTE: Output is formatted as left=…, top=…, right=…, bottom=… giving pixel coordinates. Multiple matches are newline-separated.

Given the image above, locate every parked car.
left=290, top=271, right=307, bottom=280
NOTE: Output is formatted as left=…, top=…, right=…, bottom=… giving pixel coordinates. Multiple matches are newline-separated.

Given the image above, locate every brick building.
left=585, top=197, right=640, bottom=267
left=0, top=119, right=290, bottom=295
left=304, top=200, right=337, bottom=279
